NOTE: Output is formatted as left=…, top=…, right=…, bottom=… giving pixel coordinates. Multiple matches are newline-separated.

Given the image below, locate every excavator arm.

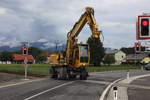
left=66, top=7, right=101, bottom=65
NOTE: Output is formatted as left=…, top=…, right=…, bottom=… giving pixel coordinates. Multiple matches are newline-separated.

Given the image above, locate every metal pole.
left=25, top=64, right=28, bottom=79
left=24, top=57, right=28, bottom=80
left=135, top=53, right=136, bottom=65
left=127, top=70, right=129, bottom=79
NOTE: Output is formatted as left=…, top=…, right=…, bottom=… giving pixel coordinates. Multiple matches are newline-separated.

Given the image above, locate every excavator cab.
left=73, top=44, right=89, bottom=67
left=79, top=44, right=89, bottom=63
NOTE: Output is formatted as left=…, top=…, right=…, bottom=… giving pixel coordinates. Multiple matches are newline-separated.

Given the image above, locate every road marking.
left=84, top=80, right=110, bottom=85
left=24, top=81, right=75, bottom=100
left=106, top=74, right=150, bottom=100
left=0, top=78, right=46, bottom=89
left=99, top=78, right=123, bottom=100
left=114, top=83, right=150, bottom=90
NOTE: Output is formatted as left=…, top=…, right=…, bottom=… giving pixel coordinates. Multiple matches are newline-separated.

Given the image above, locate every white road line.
left=24, top=81, right=75, bottom=100
left=84, top=80, right=110, bottom=85
left=99, top=78, right=122, bottom=100
left=0, top=78, right=46, bottom=89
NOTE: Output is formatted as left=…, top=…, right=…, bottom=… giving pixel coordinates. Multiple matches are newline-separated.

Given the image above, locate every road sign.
left=24, top=57, right=28, bottom=65
left=137, top=15, right=150, bottom=40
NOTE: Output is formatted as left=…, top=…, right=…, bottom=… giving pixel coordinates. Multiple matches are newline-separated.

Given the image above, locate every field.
left=0, top=64, right=141, bottom=77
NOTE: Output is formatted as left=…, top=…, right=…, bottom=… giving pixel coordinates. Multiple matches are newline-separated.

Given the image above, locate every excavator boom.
left=66, top=7, right=101, bottom=66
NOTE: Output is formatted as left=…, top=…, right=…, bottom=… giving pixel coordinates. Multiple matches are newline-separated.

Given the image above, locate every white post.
left=25, top=64, right=28, bottom=79
left=24, top=57, right=28, bottom=80
left=127, top=70, right=129, bottom=79
left=113, top=86, right=118, bottom=100
left=141, top=66, right=144, bottom=70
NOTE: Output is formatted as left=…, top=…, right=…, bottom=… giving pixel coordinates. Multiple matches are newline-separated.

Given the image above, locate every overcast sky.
left=0, top=0, right=150, bottom=48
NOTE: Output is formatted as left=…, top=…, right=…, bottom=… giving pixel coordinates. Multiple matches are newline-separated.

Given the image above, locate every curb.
left=99, top=78, right=123, bottom=100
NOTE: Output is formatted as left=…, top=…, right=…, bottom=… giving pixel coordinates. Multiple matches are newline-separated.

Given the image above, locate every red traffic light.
left=142, top=20, right=149, bottom=26
left=23, top=48, right=27, bottom=51
left=134, top=42, right=141, bottom=53
left=136, top=15, right=150, bottom=40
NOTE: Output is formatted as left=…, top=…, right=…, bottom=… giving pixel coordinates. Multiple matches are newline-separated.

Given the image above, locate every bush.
left=103, top=54, right=115, bottom=65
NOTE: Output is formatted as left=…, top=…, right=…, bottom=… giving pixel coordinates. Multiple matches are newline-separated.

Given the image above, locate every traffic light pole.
left=25, top=63, right=28, bottom=79
left=24, top=56, right=28, bottom=80
left=134, top=53, right=136, bottom=65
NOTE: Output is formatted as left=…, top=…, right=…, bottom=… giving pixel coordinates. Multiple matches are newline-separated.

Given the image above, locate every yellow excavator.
left=50, top=7, right=101, bottom=80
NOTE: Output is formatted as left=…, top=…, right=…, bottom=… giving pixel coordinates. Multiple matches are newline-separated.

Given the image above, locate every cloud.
left=0, top=37, right=21, bottom=47
left=0, top=7, right=7, bottom=15
left=0, top=0, right=149, bottom=49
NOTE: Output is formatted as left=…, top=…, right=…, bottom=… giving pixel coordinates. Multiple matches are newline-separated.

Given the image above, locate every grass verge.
left=0, top=64, right=141, bottom=77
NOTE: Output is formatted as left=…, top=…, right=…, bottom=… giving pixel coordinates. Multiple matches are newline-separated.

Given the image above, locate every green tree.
left=87, top=37, right=105, bottom=66
left=28, top=47, right=42, bottom=59
left=0, top=51, right=13, bottom=63
left=36, top=55, right=47, bottom=63
left=103, top=54, right=115, bottom=65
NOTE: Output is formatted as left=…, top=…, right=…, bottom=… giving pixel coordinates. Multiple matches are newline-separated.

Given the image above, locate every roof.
left=126, top=53, right=148, bottom=60
left=13, top=54, right=35, bottom=61
left=105, top=49, right=119, bottom=54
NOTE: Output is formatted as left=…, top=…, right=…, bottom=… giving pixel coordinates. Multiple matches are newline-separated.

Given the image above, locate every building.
left=13, top=54, right=35, bottom=64
left=105, top=50, right=126, bottom=64
left=141, top=57, right=150, bottom=64
left=126, top=53, right=148, bottom=64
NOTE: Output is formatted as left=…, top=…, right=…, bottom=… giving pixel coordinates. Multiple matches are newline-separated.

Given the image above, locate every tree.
left=87, top=37, right=105, bottom=66
left=36, top=55, right=47, bottom=63
left=103, top=54, right=115, bottom=65
left=28, top=47, right=42, bottom=59
left=0, top=51, right=13, bottom=63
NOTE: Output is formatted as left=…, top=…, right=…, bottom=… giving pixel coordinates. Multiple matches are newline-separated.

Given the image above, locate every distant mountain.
left=0, top=42, right=66, bottom=52
left=0, top=46, right=20, bottom=52
left=0, top=42, right=114, bottom=52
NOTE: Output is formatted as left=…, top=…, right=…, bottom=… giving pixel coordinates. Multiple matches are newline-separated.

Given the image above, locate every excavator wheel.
left=57, top=67, right=69, bottom=80
left=79, top=67, right=88, bottom=80
left=80, top=72, right=87, bottom=80
left=50, top=66, right=58, bottom=79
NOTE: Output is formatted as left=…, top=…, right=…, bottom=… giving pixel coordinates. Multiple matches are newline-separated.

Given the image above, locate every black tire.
left=57, top=67, right=69, bottom=80
left=79, top=67, right=88, bottom=80
left=61, top=67, right=68, bottom=80
left=80, top=72, right=87, bottom=80
left=50, top=67, right=58, bottom=79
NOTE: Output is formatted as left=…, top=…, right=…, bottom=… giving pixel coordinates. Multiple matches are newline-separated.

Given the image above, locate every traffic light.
left=137, top=15, right=150, bottom=40
left=23, top=47, right=27, bottom=54
left=135, top=42, right=141, bottom=53
left=22, top=45, right=28, bottom=55
left=141, top=18, right=149, bottom=36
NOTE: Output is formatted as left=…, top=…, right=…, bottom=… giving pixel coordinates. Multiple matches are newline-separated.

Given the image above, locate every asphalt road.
left=0, top=69, right=149, bottom=100
left=128, top=75, right=150, bottom=100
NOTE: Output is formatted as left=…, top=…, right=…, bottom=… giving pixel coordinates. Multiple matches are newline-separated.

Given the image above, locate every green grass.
left=87, top=65, right=141, bottom=72
left=0, top=64, right=50, bottom=76
left=0, top=64, right=141, bottom=77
